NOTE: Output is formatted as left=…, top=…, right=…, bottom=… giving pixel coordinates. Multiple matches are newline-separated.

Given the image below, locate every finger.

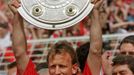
left=94, top=0, right=103, bottom=9
left=8, top=0, right=21, bottom=14
left=102, top=51, right=109, bottom=59
left=94, top=0, right=99, bottom=4
left=12, top=0, right=21, bottom=8
left=8, top=3, right=18, bottom=15
left=96, top=0, right=103, bottom=5
left=91, top=0, right=98, bottom=4
left=16, top=0, right=21, bottom=3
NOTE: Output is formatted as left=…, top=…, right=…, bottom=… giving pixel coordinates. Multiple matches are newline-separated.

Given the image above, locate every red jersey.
left=82, top=62, right=92, bottom=75
left=17, top=60, right=38, bottom=75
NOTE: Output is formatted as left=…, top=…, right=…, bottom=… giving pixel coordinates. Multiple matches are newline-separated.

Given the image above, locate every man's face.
left=112, top=64, right=133, bottom=75
left=48, top=52, right=77, bottom=75
left=120, top=43, right=134, bottom=55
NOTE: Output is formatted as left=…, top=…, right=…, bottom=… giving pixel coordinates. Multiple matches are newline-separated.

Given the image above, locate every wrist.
left=91, top=9, right=99, bottom=20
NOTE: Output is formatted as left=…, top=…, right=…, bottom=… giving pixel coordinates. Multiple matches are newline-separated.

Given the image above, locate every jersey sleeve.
left=82, top=62, right=92, bottom=75
left=17, top=59, right=38, bottom=75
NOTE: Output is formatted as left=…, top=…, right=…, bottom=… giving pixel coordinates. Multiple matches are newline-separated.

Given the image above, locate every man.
left=8, top=0, right=103, bottom=75
left=102, top=35, right=134, bottom=75
left=0, top=11, right=11, bottom=49
left=46, top=41, right=79, bottom=75
left=119, top=35, right=134, bottom=55
left=82, top=0, right=103, bottom=75
left=112, top=55, right=134, bottom=75
left=0, top=11, right=15, bottom=62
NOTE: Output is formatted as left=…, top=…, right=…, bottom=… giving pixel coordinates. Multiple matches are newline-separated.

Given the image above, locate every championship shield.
left=18, top=0, right=94, bottom=30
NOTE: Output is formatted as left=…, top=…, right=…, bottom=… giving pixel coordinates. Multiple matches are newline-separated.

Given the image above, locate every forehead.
left=120, top=43, right=134, bottom=52
left=113, top=65, right=129, bottom=73
left=48, top=52, right=72, bottom=65
left=112, top=64, right=131, bottom=73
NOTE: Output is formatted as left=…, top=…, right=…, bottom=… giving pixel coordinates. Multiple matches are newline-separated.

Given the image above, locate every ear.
left=72, top=64, right=79, bottom=74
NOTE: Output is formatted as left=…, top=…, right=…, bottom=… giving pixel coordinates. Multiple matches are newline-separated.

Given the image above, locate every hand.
left=8, top=0, right=23, bottom=29
left=91, top=0, right=104, bottom=17
left=8, top=0, right=20, bottom=15
left=102, top=51, right=113, bottom=75
left=92, top=0, right=103, bottom=10
left=128, top=22, right=134, bottom=26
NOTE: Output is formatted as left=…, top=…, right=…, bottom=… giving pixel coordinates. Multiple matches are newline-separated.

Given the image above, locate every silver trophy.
left=18, top=0, right=94, bottom=30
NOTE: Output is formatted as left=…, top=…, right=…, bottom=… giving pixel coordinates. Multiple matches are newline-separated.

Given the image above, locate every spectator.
left=119, top=35, right=134, bottom=55
left=0, top=22, right=11, bottom=49
left=112, top=55, right=134, bottom=75
left=127, top=2, right=134, bottom=32
left=0, top=11, right=11, bottom=49
left=102, top=35, right=134, bottom=75
left=0, top=11, right=15, bottom=62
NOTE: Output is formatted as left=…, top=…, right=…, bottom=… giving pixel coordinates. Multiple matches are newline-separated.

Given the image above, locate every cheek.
left=48, top=68, right=55, bottom=74
left=66, top=68, right=73, bottom=75
left=48, top=67, right=72, bottom=74
left=61, top=66, right=73, bottom=74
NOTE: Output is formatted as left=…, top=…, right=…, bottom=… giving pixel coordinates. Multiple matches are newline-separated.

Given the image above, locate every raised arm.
left=109, top=21, right=134, bottom=30
left=9, top=0, right=29, bottom=75
left=87, top=0, right=103, bottom=75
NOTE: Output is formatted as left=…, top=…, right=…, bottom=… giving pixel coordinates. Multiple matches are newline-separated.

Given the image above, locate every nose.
left=116, top=73, right=121, bottom=75
left=55, top=66, right=61, bottom=74
left=126, top=52, right=129, bottom=55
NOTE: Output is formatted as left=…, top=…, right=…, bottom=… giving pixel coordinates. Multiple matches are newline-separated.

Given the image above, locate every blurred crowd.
left=0, top=0, right=134, bottom=75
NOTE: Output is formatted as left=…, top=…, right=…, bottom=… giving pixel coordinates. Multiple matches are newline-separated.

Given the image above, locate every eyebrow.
left=119, top=70, right=127, bottom=73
